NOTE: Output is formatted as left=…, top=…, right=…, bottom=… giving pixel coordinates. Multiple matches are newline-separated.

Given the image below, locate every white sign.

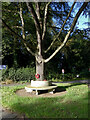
left=62, top=69, right=64, bottom=73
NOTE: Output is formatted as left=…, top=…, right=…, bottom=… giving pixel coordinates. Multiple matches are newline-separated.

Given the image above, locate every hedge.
left=2, top=67, right=35, bottom=81
left=1, top=67, right=89, bottom=82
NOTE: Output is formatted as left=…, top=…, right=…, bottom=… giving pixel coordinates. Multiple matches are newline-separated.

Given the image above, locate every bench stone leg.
left=36, top=90, right=38, bottom=95
left=48, top=89, right=55, bottom=94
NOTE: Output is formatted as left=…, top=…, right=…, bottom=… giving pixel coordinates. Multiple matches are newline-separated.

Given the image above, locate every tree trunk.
left=35, top=55, right=44, bottom=81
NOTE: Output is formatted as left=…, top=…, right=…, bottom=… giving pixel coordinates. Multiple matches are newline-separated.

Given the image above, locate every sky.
left=77, top=14, right=89, bottom=30
left=52, top=2, right=89, bottom=31
left=69, top=2, right=89, bottom=30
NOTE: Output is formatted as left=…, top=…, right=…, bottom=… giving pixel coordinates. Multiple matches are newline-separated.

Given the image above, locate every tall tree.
left=1, top=1, right=88, bottom=81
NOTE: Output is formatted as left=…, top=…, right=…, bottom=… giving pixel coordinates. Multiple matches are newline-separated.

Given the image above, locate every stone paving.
left=1, top=107, right=21, bottom=120
left=1, top=107, right=27, bottom=120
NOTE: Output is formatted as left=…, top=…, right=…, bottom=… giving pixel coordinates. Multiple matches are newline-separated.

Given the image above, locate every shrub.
left=2, top=66, right=35, bottom=82
left=1, top=69, right=8, bottom=81
left=15, top=67, right=35, bottom=81
left=46, top=72, right=76, bottom=82
left=8, top=68, right=16, bottom=81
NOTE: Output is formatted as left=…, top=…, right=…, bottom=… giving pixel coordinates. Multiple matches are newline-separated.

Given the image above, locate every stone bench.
left=25, top=85, right=57, bottom=95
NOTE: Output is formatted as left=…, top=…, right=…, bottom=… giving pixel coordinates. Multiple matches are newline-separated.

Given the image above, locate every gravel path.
left=53, top=79, right=89, bottom=83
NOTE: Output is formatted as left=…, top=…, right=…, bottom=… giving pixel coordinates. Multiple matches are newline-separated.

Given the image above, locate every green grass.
left=0, top=83, right=88, bottom=118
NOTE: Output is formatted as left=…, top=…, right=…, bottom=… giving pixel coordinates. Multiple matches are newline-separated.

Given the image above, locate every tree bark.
left=35, top=55, right=44, bottom=81
left=27, top=2, right=45, bottom=81
left=42, top=2, right=50, bottom=41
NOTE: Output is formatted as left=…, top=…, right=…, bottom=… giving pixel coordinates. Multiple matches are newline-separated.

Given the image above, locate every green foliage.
left=2, top=66, right=89, bottom=82
left=61, top=29, right=90, bottom=73
left=2, top=66, right=35, bottom=82
left=15, top=67, right=35, bottom=81
left=2, top=69, right=8, bottom=81
left=46, top=70, right=89, bottom=82
left=80, top=68, right=90, bottom=78
left=8, top=68, right=16, bottom=81
left=2, top=2, right=89, bottom=79
left=2, top=2, right=36, bottom=68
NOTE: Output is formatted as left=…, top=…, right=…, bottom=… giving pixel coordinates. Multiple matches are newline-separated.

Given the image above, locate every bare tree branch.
left=35, top=2, right=42, bottom=56
left=19, top=3, right=26, bottom=40
left=44, top=0, right=76, bottom=53
left=13, top=26, right=22, bottom=29
left=35, top=2, right=42, bottom=29
left=26, top=2, right=43, bottom=56
left=47, top=25, right=62, bottom=29
left=42, top=2, right=50, bottom=41
left=44, top=2, right=88, bottom=63
left=26, top=2, right=41, bottom=36
left=2, top=19, right=35, bottom=56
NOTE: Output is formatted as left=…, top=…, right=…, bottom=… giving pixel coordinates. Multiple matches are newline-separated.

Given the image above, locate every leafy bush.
left=2, top=66, right=89, bottom=82
left=2, top=66, right=35, bottom=82
left=15, top=67, right=35, bottom=81
left=46, top=71, right=76, bottom=81
left=2, top=69, right=8, bottom=81
left=8, top=68, right=16, bottom=81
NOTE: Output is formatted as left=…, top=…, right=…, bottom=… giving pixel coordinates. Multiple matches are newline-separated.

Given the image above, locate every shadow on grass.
left=55, top=83, right=87, bottom=93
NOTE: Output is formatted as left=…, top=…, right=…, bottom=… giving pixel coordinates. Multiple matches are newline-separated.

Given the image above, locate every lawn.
left=0, top=83, right=88, bottom=118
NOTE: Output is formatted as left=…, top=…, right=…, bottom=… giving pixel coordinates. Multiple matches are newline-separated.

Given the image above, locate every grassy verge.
left=0, top=83, right=88, bottom=118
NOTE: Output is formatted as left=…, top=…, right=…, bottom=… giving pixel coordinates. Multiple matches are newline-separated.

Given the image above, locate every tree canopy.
left=1, top=1, right=89, bottom=80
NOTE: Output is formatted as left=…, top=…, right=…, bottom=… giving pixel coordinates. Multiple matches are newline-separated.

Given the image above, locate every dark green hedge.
left=2, top=67, right=35, bottom=81
left=1, top=67, right=89, bottom=82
